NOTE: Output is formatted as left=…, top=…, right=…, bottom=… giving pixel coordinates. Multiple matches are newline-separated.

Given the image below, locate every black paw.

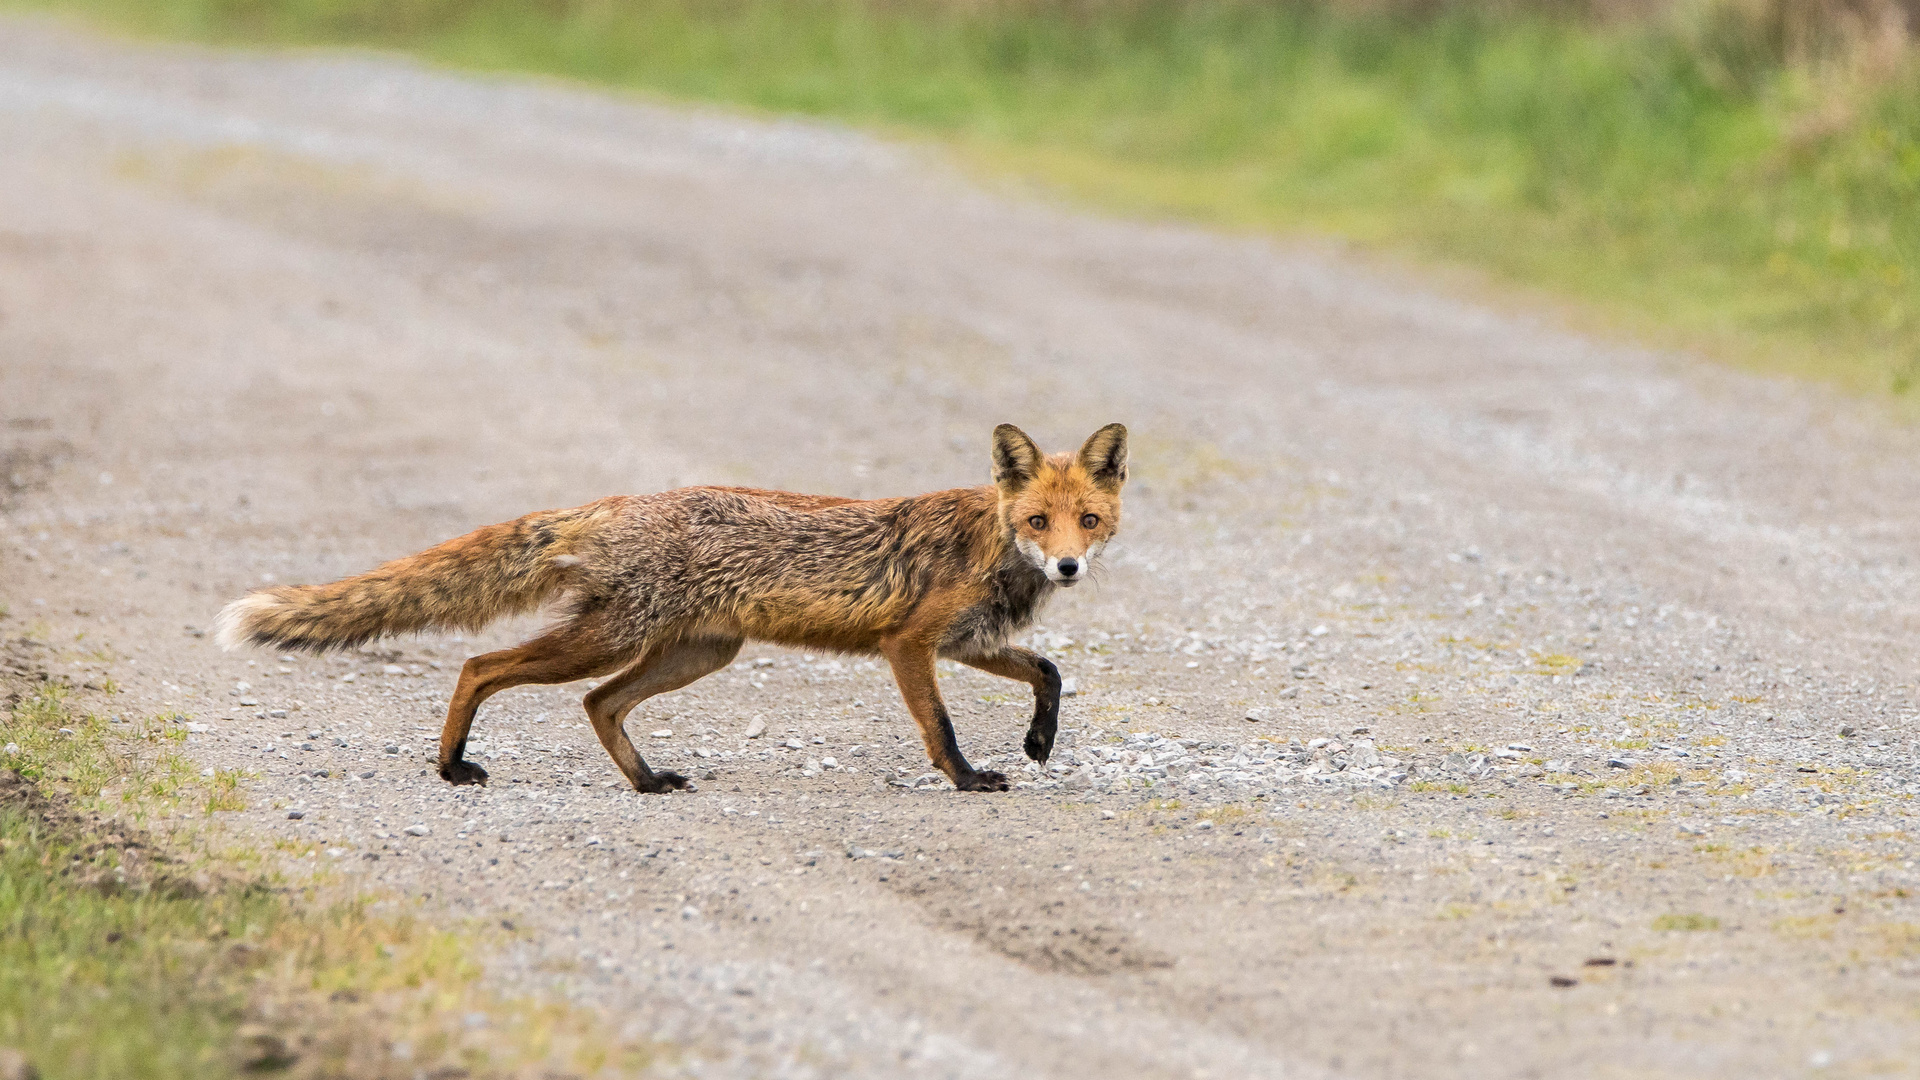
left=955, top=769, right=1010, bottom=792
left=1023, top=726, right=1054, bottom=765
left=636, top=770, right=690, bottom=794
left=439, top=760, right=489, bottom=786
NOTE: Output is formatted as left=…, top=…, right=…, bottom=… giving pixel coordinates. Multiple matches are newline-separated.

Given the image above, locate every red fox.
left=216, top=424, right=1127, bottom=793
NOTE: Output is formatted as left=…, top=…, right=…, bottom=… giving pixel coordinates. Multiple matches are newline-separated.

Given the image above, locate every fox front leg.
left=958, top=646, right=1062, bottom=766
left=883, top=638, right=1010, bottom=792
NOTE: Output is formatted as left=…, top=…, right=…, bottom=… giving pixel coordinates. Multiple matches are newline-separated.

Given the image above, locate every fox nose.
left=1057, top=558, right=1079, bottom=578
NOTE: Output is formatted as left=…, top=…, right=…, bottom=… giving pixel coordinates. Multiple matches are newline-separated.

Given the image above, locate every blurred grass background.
left=12, top=0, right=1920, bottom=398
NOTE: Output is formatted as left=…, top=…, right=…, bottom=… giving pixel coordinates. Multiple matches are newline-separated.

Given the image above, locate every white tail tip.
left=213, top=592, right=279, bottom=651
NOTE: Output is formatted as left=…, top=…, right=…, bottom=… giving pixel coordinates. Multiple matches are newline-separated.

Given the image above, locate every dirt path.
left=5, top=19, right=1920, bottom=1078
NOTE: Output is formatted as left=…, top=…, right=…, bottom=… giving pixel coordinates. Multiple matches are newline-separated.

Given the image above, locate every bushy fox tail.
left=214, top=501, right=612, bottom=653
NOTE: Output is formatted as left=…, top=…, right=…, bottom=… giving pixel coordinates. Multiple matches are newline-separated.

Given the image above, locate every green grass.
left=0, top=684, right=660, bottom=1078
left=0, top=798, right=639, bottom=1079
left=0, top=805, right=280, bottom=1078
left=9, top=0, right=1920, bottom=398
left=1, top=685, right=205, bottom=818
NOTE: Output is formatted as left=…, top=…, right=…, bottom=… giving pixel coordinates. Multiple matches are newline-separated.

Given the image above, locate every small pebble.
left=404, top=824, right=431, bottom=837
left=286, top=810, right=305, bottom=820
left=744, top=716, right=767, bottom=739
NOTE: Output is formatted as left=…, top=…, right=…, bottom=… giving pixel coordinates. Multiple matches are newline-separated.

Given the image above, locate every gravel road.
left=4, top=18, right=1919, bottom=1079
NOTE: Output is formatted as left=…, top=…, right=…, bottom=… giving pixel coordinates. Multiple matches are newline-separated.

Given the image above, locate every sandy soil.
left=4, top=18, right=1919, bottom=1079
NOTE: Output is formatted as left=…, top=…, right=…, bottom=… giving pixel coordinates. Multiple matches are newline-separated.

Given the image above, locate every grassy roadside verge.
left=0, top=641, right=661, bottom=1079
left=6, top=0, right=1919, bottom=401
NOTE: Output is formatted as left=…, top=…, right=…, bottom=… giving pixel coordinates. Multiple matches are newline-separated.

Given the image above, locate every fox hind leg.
left=582, top=637, right=742, bottom=793
left=438, top=617, right=633, bottom=786
left=957, top=646, right=1062, bottom=766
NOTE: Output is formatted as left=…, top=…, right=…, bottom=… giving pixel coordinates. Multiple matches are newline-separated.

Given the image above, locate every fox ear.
left=1077, top=423, right=1128, bottom=490
left=991, top=423, right=1044, bottom=493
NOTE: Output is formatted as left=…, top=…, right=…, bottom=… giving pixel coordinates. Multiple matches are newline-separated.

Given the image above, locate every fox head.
left=991, top=422, right=1128, bottom=588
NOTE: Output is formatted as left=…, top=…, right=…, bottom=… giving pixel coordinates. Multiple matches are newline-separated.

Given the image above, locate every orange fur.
left=215, top=424, right=1128, bottom=791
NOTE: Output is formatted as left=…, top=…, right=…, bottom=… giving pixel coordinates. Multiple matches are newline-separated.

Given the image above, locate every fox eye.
left=1027, top=515, right=1048, bottom=531
left=1080, top=514, right=1099, bottom=530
